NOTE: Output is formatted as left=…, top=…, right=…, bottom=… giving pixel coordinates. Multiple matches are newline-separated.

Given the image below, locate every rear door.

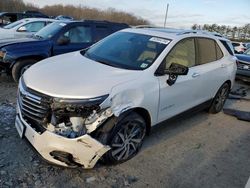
left=53, top=24, right=94, bottom=55
left=191, top=37, right=227, bottom=102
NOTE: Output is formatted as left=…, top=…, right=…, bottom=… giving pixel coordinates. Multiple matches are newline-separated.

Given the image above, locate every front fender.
left=3, top=41, right=52, bottom=66
left=100, top=74, right=159, bottom=126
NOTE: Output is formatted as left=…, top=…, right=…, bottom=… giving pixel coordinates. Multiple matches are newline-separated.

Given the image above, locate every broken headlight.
left=49, top=95, right=109, bottom=138
left=51, top=95, right=109, bottom=118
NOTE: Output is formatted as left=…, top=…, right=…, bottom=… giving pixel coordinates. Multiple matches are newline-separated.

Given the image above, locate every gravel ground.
left=0, top=74, right=249, bottom=188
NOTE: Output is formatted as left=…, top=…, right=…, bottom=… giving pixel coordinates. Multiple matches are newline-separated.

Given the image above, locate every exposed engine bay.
left=47, top=107, right=113, bottom=138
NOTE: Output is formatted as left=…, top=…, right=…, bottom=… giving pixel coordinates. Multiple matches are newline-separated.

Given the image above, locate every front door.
left=157, top=38, right=202, bottom=122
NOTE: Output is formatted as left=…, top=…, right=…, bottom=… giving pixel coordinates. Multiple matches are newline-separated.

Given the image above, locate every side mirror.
left=165, top=63, right=189, bottom=86
left=57, top=36, right=70, bottom=45
left=17, top=26, right=27, bottom=32
left=164, top=63, right=189, bottom=75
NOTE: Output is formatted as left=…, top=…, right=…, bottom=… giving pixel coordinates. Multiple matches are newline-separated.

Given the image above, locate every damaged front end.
left=48, top=95, right=113, bottom=138
left=16, top=79, right=114, bottom=168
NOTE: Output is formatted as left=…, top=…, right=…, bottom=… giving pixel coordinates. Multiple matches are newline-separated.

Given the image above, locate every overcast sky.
left=23, top=0, right=250, bottom=28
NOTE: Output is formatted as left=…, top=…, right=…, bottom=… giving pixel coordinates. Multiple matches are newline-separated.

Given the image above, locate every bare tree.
left=0, top=0, right=149, bottom=26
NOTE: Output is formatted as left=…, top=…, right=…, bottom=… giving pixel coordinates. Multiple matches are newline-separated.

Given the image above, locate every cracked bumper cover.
left=15, top=104, right=110, bottom=169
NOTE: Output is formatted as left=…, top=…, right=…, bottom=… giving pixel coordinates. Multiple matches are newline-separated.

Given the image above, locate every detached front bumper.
left=15, top=104, right=110, bottom=169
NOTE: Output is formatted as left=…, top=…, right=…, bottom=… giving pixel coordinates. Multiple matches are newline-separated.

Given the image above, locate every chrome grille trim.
left=18, top=84, right=50, bottom=123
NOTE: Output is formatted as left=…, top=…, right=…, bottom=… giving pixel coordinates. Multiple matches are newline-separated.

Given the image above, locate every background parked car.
left=0, top=11, right=49, bottom=27
left=235, top=48, right=250, bottom=82
left=231, top=41, right=247, bottom=54
left=0, top=18, right=55, bottom=40
left=23, top=11, right=48, bottom=18
left=0, top=20, right=130, bottom=81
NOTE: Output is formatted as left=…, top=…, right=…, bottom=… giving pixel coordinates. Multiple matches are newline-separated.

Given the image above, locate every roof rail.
left=178, top=30, right=225, bottom=38
left=134, top=25, right=161, bottom=28
left=177, top=30, right=198, bottom=35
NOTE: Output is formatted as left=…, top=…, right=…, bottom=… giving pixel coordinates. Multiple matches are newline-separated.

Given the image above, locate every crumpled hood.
left=236, top=54, right=250, bottom=64
left=23, top=51, right=142, bottom=99
left=0, top=37, right=39, bottom=48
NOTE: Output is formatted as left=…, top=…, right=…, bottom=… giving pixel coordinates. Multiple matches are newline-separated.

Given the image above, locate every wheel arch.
left=10, top=55, right=46, bottom=68
left=120, top=107, right=152, bottom=135
left=225, top=80, right=232, bottom=89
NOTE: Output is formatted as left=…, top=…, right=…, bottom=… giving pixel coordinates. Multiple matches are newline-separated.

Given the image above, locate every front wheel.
left=100, top=112, right=146, bottom=164
left=12, top=59, right=37, bottom=82
left=208, top=82, right=230, bottom=114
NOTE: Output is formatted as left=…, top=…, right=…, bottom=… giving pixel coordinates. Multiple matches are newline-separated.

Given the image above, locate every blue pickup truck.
left=0, top=20, right=129, bottom=81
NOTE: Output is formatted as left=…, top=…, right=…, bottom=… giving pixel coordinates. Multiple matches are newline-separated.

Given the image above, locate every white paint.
left=246, top=177, right=250, bottom=188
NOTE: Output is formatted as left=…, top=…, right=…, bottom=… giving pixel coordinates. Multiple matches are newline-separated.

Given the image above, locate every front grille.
left=238, top=61, right=250, bottom=70
left=18, top=83, right=51, bottom=124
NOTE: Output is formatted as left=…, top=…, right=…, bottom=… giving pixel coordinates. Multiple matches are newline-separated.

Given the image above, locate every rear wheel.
left=100, top=112, right=146, bottom=164
left=12, top=59, right=37, bottom=82
left=208, top=82, right=230, bottom=114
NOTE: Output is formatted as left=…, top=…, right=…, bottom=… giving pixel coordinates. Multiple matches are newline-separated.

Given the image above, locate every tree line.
left=0, top=0, right=149, bottom=25
left=191, top=23, right=250, bottom=41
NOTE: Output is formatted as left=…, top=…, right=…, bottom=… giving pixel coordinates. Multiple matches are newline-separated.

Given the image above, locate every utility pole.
left=164, top=3, right=169, bottom=28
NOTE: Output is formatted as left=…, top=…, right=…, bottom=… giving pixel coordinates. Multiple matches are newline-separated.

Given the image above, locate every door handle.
left=192, top=73, right=200, bottom=78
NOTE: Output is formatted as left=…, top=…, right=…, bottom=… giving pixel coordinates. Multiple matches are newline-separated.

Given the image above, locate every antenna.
left=164, top=3, right=169, bottom=28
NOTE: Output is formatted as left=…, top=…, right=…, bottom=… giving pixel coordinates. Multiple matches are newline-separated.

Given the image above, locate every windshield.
left=34, top=22, right=67, bottom=39
left=3, top=20, right=23, bottom=29
left=83, top=32, right=170, bottom=70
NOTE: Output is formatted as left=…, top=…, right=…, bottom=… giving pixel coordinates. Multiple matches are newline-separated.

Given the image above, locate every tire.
left=99, top=112, right=146, bottom=165
left=12, top=59, right=37, bottom=82
left=208, top=82, right=230, bottom=114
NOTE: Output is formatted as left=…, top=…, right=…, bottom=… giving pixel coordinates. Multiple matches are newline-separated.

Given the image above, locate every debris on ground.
left=229, top=86, right=250, bottom=101
left=86, top=176, right=96, bottom=183
left=223, top=108, right=250, bottom=122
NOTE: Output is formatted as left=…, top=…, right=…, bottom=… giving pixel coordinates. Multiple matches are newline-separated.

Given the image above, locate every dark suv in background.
left=0, top=20, right=129, bottom=81
left=0, top=11, right=49, bottom=27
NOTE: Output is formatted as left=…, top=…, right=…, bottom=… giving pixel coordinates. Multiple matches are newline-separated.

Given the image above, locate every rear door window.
left=196, top=38, right=217, bottom=65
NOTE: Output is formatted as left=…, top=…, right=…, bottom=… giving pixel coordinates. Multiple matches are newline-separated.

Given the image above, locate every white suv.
left=15, top=28, right=237, bottom=168
left=0, top=18, right=55, bottom=39
left=231, top=41, right=246, bottom=54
